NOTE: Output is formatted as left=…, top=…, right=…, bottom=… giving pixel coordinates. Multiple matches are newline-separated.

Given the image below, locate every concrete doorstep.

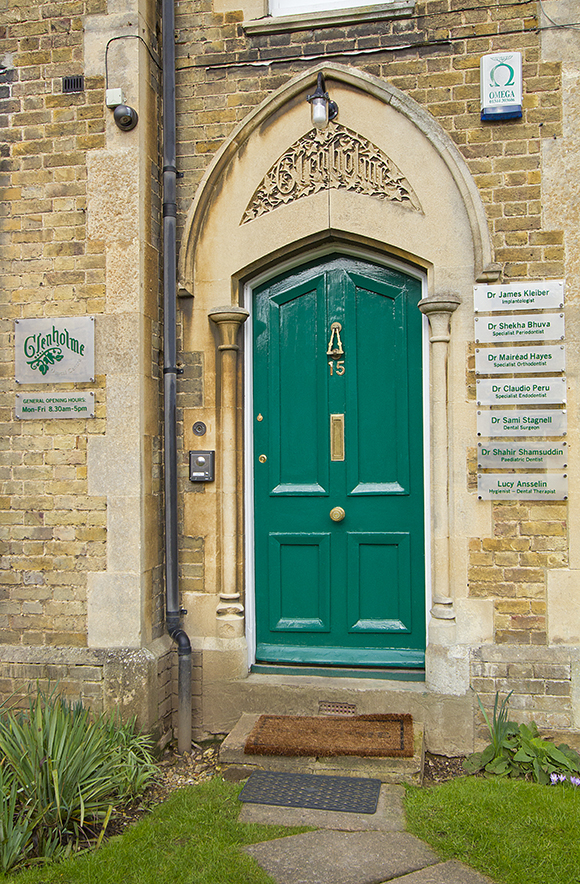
left=241, top=787, right=496, bottom=884
left=220, top=713, right=425, bottom=785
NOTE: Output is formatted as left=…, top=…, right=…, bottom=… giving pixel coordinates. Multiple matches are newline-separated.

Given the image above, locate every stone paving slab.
left=386, top=859, right=496, bottom=883
left=244, top=830, right=439, bottom=884
left=239, top=783, right=406, bottom=831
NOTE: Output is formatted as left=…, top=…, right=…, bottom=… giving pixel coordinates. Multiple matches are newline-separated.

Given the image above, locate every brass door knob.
left=330, top=506, right=345, bottom=522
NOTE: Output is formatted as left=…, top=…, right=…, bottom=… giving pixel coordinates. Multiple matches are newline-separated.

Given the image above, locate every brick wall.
left=0, top=0, right=108, bottom=646
left=173, top=0, right=565, bottom=646
left=1, top=0, right=574, bottom=741
left=0, top=0, right=171, bottom=740
left=471, top=645, right=577, bottom=740
left=468, top=502, right=568, bottom=645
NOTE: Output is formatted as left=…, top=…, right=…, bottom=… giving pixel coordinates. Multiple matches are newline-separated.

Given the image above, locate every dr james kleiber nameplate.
left=477, top=409, right=567, bottom=437
left=473, top=280, right=564, bottom=312
left=475, top=314, right=565, bottom=344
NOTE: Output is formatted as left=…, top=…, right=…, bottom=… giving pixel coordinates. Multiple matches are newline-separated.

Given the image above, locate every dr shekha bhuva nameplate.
left=475, top=313, right=565, bottom=344
left=478, top=473, right=568, bottom=501
left=477, top=409, right=567, bottom=437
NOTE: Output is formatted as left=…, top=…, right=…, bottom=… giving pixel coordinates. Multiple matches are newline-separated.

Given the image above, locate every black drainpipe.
left=162, top=0, right=192, bottom=754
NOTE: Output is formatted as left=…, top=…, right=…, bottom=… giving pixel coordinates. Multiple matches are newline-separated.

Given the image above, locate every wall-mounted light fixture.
left=307, top=72, right=338, bottom=130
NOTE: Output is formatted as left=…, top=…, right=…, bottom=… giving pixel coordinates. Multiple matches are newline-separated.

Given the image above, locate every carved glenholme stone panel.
left=241, top=123, right=422, bottom=224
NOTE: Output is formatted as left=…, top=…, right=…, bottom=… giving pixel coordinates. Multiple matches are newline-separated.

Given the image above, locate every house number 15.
left=328, top=360, right=345, bottom=376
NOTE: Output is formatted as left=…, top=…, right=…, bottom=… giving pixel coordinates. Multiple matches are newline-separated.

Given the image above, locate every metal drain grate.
left=318, top=701, right=357, bottom=716
left=62, top=76, right=84, bottom=93
left=238, top=770, right=381, bottom=814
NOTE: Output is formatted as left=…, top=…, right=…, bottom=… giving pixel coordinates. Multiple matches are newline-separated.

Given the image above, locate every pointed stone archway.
left=177, top=62, right=498, bottom=709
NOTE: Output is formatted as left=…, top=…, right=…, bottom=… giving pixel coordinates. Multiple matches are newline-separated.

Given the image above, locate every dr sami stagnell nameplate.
left=477, top=409, right=567, bottom=437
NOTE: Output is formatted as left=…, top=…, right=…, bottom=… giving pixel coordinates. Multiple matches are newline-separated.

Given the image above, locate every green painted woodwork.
left=253, top=256, right=425, bottom=668
left=251, top=665, right=426, bottom=682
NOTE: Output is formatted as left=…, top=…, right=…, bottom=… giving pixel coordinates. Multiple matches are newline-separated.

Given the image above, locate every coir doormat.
left=244, top=713, right=414, bottom=758
left=238, top=770, right=382, bottom=814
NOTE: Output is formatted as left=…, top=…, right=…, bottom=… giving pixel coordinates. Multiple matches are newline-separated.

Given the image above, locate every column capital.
left=418, top=293, right=461, bottom=316
left=418, top=294, right=461, bottom=344
left=209, top=306, right=249, bottom=350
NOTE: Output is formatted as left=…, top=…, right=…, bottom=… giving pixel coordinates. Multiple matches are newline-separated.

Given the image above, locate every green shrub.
left=0, top=766, right=36, bottom=873
left=0, top=685, right=158, bottom=870
left=464, top=691, right=580, bottom=783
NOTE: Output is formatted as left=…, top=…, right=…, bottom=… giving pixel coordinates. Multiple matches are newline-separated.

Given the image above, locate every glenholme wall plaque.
left=15, top=317, right=95, bottom=384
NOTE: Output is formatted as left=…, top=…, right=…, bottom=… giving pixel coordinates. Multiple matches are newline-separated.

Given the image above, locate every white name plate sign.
left=478, top=473, right=568, bottom=500
left=478, top=442, right=568, bottom=469
left=475, top=314, right=565, bottom=344
left=15, top=316, right=95, bottom=384
left=15, top=392, right=95, bottom=419
left=474, top=280, right=564, bottom=312
left=476, top=378, right=566, bottom=406
left=475, top=345, right=565, bottom=374
left=477, top=409, right=567, bottom=437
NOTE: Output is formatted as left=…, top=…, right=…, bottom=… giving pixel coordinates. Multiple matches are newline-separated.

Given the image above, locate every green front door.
left=253, top=256, right=425, bottom=668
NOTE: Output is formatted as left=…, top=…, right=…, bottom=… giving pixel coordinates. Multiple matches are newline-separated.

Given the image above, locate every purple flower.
left=550, top=772, right=559, bottom=784
left=570, top=777, right=580, bottom=787
left=559, top=774, right=567, bottom=783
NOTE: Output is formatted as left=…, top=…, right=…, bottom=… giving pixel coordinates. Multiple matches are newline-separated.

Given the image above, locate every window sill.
left=243, top=0, right=415, bottom=35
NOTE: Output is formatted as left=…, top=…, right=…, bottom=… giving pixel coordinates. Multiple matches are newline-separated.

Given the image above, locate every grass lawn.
left=405, top=776, right=580, bottom=884
left=1, top=778, right=307, bottom=884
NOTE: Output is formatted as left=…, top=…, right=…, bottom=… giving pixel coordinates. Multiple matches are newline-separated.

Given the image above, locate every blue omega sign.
left=480, top=52, right=522, bottom=121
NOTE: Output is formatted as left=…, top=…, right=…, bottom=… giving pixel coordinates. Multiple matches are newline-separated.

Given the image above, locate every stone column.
left=418, top=294, right=461, bottom=621
left=209, top=307, right=249, bottom=638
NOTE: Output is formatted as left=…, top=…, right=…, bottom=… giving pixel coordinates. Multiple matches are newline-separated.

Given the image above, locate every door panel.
left=347, top=279, right=410, bottom=495
left=269, top=533, right=331, bottom=632
left=253, top=255, right=425, bottom=669
left=346, top=532, right=411, bottom=633
left=264, top=277, right=329, bottom=495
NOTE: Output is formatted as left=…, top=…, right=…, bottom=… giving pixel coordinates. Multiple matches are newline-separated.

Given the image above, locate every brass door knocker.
left=327, top=322, right=344, bottom=359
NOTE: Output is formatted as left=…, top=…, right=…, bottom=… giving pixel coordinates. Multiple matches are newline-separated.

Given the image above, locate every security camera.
left=113, top=104, right=138, bottom=131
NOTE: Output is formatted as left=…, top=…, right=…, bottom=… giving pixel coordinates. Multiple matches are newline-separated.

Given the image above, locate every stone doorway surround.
left=177, top=63, right=500, bottom=749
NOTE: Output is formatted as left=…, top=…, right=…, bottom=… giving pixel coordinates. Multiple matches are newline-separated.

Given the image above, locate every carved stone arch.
left=178, top=62, right=499, bottom=695
left=177, top=62, right=498, bottom=295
